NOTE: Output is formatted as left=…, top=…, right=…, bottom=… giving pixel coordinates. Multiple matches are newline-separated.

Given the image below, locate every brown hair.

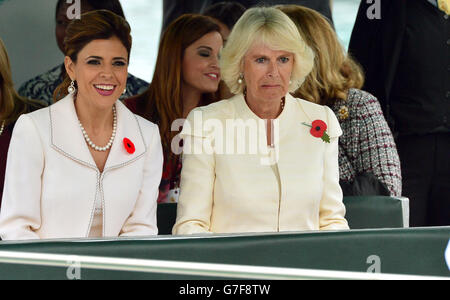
left=53, top=9, right=132, bottom=102
left=0, top=39, right=45, bottom=126
left=278, top=5, right=364, bottom=106
left=133, top=14, right=221, bottom=159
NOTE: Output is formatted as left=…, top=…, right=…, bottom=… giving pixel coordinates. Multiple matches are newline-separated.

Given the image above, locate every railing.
left=0, top=251, right=447, bottom=280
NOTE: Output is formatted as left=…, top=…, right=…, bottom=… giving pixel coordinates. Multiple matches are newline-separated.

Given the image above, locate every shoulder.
left=346, top=89, right=383, bottom=116
left=189, top=96, right=237, bottom=121
left=135, top=114, right=159, bottom=135
left=291, top=96, right=327, bottom=114
left=118, top=101, right=159, bottom=141
left=10, top=107, right=49, bottom=145
left=24, top=105, right=51, bottom=127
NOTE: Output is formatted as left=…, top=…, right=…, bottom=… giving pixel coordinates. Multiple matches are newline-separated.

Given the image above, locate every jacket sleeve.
left=319, top=107, right=349, bottom=230
left=172, top=109, right=215, bottom=235
left=120, top=123, right=163, bottom=237
left=354, top=93, right=402, bottom=196
left=0, top=115, right=43, bottom=240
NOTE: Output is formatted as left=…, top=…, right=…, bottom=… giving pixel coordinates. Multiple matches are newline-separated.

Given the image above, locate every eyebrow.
left=251, top=53, right=293, bottom=58
left=86, top=56, right=127, bottom=61
left=197, top=46, right=213, bottom=51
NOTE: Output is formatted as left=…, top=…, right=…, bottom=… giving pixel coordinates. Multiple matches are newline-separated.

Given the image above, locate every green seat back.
left=157, top=196, right=408, bottom=234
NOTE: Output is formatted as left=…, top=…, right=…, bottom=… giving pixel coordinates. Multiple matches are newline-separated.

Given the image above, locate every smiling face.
left=243, top=42, right=294, bottom=103
left=182, top=31, right=223, bottom=96
left=65, top=36, right=128, bottom=110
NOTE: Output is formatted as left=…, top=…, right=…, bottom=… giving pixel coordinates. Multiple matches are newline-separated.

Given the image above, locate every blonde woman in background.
left=278, top=5, right=402, bottom=197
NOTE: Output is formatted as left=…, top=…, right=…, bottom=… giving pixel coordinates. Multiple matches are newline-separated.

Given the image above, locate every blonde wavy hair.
left=0, top=39, right=45, bottom=126
left=278, top=5, right=364, bottom=105
left=220, top=7, right=315, bottom=95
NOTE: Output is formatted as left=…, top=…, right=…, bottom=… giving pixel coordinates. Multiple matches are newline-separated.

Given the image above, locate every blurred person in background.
left=349, top=0, right=449, bottom=226
left=203, top=2, right=247, bottom=43
left=0, top=38, right=47, bottom=206
left=18, top=0, right=148, bottom=106
left=125, top=15, right=222, bottom=204
left=163, top=0, right=334, bottom=31
left=203, top=2, right=247, bottom=99
left=279, top=5, right=402, bottom=197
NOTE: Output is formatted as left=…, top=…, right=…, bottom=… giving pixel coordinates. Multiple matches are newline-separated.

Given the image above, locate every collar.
left=50, top=94, right=147, bottom=171
left=232, top=93, right=341, bottom=138
left=233, top=93, right=295, bottom=122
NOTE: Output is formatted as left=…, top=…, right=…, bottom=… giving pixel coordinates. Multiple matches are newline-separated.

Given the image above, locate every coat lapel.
left=103, top=100, right=147, bottom=171
left=50, top=95, right=97, bottom=169
left=50, top=95, right=147, bottom=171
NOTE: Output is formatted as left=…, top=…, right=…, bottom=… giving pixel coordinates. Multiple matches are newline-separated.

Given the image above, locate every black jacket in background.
left=349, top=0, right=450, bottom=136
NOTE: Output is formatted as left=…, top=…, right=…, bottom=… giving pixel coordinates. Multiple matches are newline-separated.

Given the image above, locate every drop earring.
left=68, top=80, right=76, bottom=94
left=238, top=73, right=244, bottom=84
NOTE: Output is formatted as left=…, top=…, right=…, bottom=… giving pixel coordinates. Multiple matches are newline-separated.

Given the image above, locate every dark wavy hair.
left=53, top=9, right=132, bottom=101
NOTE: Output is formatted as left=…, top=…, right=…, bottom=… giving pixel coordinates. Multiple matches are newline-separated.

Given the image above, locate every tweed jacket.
left=0, top=95, right=163, bottom=240
left=173, top=93, right=349, bottom=235
left=331, top=89, right=402, bottom=196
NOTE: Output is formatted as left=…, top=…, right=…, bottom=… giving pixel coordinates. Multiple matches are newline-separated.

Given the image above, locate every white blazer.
left=173, top=93, right=349, bottom=235
left=0, top=95, right=163, bottom=240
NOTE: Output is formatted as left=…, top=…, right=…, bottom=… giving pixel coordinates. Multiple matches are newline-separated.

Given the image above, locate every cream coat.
left=0, top=95, right=163, bottom=240
left=173, top=94, right=349, bottom=235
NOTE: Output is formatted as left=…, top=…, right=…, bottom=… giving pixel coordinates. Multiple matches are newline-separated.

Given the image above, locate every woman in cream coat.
left=0, top=10, right=163, bottom=240
left=172, top=7, right=349, bottom=235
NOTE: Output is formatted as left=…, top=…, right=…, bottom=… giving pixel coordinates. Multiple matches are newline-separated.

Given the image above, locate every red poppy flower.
left=123, top=138, right=135, bottom=154
left=310, top=120, right=327, bottom=138
left=302, top=120, right=330, bottom=143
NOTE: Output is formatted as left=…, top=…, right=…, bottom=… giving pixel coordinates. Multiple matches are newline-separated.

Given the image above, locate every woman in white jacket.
left=0, top=10, right=163, bottom=240
left=173, top=7, right=348, bottom=235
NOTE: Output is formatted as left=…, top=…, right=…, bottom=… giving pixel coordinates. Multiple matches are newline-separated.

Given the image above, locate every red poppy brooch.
left=123, top=138, right=135, bottom=154
left=302, top=120, right=330, bottom=143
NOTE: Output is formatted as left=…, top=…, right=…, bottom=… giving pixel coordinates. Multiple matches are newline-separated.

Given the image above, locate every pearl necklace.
left=79, top=106, right=117, bottom=152
left=0, top=121, right=5, bottom=137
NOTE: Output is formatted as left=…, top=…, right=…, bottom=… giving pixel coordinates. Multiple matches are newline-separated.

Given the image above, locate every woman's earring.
left=238, top=73, right=244, bottom=85
left=68, top=80, right=76, bottom=94
left=289, top=80, right=293, bottom=85
left=123, top=88, right=127, bottom=95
